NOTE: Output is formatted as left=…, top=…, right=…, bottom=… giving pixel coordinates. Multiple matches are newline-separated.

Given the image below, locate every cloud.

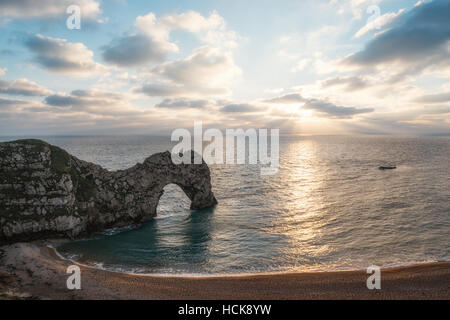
left=0, top=67, right=6, bottom=75
left=344, top=0, right=450, bottom=79
left=135, top=82, right=228, bottom=98
left=155, top=98, right=214, bottom=109
left=0, top=78, right=52, bottom=96
left=220, top=103, right=262, bottom=113
left=151, top=47, right=239, bottom=86
left=345, top=102, right=450, bottom=136
left=44, top=94, right=84, bottom=107
left=265, top=93, right=305, bottom=104
left=102, top=10, right=238, bottom=68
left=266, top=93, right=374, bottom=118
left=135, top=10, right=239, bottom=49
left=415, top=92, right=450, bottom=103
left=136, top=46, right=241, bottom=98
left=0, top=97, right=30, bottom=109
left=0, top=89, right=165, bottom=136
left=321, top=76, right=369, bottom=91
left=45, top=89, right=124, bottom=107
left=134, top=83, right=189, bottom=97
left=0, top=0, right=101, bottom=20
left=102, top=34, right=177, bottom=67
left=0, top=97, right=44, bottom=116
left=354, top=9, right=405, bottom=38
left=25, top=34, right=105, bottom=75
left=303, top=99, right=374, bottom=118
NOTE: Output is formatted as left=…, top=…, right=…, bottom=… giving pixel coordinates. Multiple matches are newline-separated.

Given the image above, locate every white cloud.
left=152, top=47, right=240, bottom=86
left=0, top=78, right=52, bottom=96
left=136, top=10, right=239, bottom=49
left=25, top=34, right=105, bottom=75
left=136, top=46, right=241, bottom=98
left=103, top=10, right=239, bottom=68
left=354, top=9, right=405, bottom=38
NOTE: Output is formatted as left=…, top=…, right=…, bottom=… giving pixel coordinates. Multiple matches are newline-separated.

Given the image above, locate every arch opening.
left=156, top=184, right=192, bottom=218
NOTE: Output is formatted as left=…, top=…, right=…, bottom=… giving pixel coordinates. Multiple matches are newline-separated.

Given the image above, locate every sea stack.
left=0, top=139, right=217, bottom=244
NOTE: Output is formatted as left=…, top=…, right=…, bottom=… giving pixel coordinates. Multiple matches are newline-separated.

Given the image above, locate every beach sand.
left=0, top=241, right=449, bottom=300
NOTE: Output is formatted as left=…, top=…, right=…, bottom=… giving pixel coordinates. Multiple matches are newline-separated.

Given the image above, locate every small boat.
left=379, top=166, right=397, bottom=170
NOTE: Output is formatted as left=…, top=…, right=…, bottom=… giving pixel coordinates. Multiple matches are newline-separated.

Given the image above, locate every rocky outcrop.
left=0, top=139, right=217, bottom=244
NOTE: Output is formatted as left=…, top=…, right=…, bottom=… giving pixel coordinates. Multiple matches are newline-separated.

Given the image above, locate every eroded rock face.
left=0, top=139, right=217, bottom=244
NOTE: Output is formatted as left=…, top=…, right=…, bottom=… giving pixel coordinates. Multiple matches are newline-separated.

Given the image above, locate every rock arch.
left=0, top=140, right=217, bottom=244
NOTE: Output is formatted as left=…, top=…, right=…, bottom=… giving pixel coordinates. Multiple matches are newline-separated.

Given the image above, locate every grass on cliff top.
left=2, top=139, right=96, bottom=202
left=3, top=139, right=71, bottom=174
left=49, top=145, right=71, bottom=174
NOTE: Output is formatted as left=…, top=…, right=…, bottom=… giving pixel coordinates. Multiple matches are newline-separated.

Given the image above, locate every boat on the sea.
left=379, top=166, right=397, bottom=170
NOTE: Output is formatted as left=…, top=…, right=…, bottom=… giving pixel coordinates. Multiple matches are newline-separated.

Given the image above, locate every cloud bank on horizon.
left=0, top=0, right=448, bottom=135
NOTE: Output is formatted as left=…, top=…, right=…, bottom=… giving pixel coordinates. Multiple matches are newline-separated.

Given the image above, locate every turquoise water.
left=3, top=135, right=449, bottom=274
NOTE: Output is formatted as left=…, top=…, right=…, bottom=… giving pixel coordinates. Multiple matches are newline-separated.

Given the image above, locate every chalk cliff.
left=0, top=139, right=217, bottom=244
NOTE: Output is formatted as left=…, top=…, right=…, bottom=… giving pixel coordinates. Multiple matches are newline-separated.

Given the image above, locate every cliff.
left=0, top=139, right=217, bottom=244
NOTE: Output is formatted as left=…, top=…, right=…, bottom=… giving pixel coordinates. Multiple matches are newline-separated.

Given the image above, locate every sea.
left=1, top=135, right=449, bottom=275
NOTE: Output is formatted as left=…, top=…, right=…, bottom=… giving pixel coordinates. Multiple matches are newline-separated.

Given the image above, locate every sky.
left=0, top=0, right=449, bottom=136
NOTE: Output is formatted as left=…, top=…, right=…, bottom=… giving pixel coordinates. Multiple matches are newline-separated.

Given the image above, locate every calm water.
left=3, top=135, right=449, bottom=274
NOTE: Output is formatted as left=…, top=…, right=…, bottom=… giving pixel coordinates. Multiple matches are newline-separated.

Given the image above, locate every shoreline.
left=1, top=241, right=450, bottom=300
left=50, top=243, right=448, bottom=279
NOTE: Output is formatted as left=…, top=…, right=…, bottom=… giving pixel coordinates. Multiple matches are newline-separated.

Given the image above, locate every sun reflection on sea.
left=269, top=139, right=333, bottom=272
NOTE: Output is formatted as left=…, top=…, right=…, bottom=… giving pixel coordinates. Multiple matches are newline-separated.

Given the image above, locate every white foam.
left=47, top=244, right=448, bottom=279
